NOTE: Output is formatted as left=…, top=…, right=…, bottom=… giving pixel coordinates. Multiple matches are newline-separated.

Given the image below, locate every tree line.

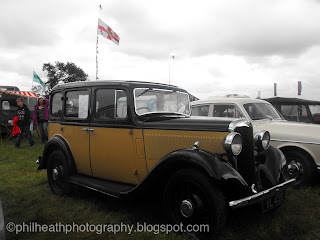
left=32, top=61, right=88, bottom=98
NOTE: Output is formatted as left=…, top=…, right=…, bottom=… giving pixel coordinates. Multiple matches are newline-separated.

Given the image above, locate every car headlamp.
left=223, top=132, right=243, bottom=156
left=254, top=130, right=270, bottom=151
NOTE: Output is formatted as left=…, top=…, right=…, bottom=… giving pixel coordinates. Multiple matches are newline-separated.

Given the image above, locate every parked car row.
left=191, top=95, right=320, bottom=187
left=264, top=97, right=320, bottom=124
left=37, top=81, right=302, bottom=239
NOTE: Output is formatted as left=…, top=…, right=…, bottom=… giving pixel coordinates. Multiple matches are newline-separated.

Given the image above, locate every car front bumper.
left=229, top=178, right=295, bottom=210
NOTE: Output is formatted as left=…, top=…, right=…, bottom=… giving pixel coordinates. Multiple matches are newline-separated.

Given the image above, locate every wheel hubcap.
left=180, top=200, right=194, bottom=218
left=285, top=161, right=303, bottom=179
left=52, top=168, right=59, bottom=181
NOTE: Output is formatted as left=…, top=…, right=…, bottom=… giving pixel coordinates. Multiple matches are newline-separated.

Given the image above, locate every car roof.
left=264, top=97, right=320, bottom=105
left=191, top=96, right=270, bottom=106
left=51, top=80, right=187, bottom=93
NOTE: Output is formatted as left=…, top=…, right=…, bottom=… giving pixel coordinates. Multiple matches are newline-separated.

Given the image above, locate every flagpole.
left=168, top=55, right=175, bottom=85
left=96, top=27, right=99, bottom=81
left=169, top=60, right=171, bottom=85
left=32, top=70, right=34, bottom=91
left=96, top=3, right=102, bottom=81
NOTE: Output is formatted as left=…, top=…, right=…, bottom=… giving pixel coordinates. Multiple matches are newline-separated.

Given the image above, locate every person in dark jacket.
left=33, top=97, right=49, bottom=143
left=15, top=97, right=35, bottom=148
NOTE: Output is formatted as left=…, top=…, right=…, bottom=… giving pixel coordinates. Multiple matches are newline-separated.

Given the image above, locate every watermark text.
left=6, top=221, right=209, bottom=235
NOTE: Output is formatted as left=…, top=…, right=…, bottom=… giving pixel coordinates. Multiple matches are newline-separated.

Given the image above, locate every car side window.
left=1, top=101, right=10, bottom=115
left=191, top=105, right=209, bottom=116
left=65, top=90, right=90, bottom=119
left=309, top=105, right=320, bottom=115
left=213, top=104, right=244, bottom=118
left=1, top=98, right=17, bottom=115
left=94, top=89, right=127, bottom=121
left=51, top=92, right=63, bottom=118
left=281, top=104, right=307, bottom=121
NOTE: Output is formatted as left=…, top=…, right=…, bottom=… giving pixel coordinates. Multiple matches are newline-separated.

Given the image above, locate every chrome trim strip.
left=229, top=179, right=295, bottom=209
left=271, top=139, right=320, bottom=145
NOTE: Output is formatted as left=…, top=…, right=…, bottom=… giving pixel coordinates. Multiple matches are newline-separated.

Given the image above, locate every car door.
left=89, top=88, right=138, bottom=184
left=62, top=89, right=91, bottom=176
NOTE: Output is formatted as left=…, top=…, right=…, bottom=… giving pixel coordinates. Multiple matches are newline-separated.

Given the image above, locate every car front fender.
left=256, top=144, right=286, bottom=188
left=37, top=135, right=77, bottom=174
left=124, top=148, right=251, bottom=199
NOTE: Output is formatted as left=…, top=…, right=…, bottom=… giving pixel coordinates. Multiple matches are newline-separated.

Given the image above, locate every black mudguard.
left=124, top=148, right=251, bottom=199
left=37, top=135, right=77, bottom=174
left=256, top=144, right=286, bottom=188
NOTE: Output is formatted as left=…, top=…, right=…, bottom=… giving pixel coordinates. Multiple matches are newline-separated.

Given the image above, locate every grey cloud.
left=104, top=0, right=320, bottom=59
left=0, top=0, right=89, bottom=49
left=0, top=19, right=60, bottom=49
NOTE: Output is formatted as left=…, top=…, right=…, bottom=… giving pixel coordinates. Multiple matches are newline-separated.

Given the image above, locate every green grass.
left=1, top=135, right=320, bottom=240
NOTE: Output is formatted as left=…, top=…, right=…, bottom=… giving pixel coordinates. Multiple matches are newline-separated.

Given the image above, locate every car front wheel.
left=47, top=150, right=73, bottom=196
left=163, top=168, right=226, bottom=239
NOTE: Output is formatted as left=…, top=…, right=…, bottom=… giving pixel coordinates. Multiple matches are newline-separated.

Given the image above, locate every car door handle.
left=81, top=128, right=94, bottom=132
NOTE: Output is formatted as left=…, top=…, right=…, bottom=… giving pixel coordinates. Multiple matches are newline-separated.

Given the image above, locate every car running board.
left=69, top=174, right=136, bottom=198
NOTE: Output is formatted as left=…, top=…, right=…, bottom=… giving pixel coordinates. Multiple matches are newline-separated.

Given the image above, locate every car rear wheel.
left=47, top=150, right=73, bottom=196
left=282, top=150, right=316, bottom=187
left=163, top=168, right=226, bottom=239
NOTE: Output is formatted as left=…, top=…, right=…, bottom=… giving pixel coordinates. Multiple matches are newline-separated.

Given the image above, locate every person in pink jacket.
left=33, top=97, right=49, bottom=143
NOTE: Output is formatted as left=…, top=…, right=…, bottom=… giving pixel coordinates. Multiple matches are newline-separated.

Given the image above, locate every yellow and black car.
left=37, top=80, right=294, bottom=238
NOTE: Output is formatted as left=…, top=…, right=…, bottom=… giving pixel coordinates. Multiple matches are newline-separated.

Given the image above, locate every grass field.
left=1, top=134, right=320, bottom=240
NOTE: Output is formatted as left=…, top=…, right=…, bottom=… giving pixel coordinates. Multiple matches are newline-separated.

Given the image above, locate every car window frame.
left=50, top=91, right=63, bottom=121
left=212, top=103, right=245, bottom=119
left=191, top=104, right=212, bottom=117
left=91, top=87, right=129, bottom=124
left=63, top=88, right=91, bottom=123
left=133, top=88, right=191, bottom=116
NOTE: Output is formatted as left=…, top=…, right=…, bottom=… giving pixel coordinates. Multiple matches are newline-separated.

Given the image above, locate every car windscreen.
left=134, top=88, right=190, bottom=116
left=243, top=102, right=283, bottom=120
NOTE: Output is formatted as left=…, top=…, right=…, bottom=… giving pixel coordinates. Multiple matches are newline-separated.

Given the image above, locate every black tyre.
left=47, top=150, right=73, bottom=196
left=163, top=168, right=226, bottom=239
left=282, top=150, right=316, bottom=187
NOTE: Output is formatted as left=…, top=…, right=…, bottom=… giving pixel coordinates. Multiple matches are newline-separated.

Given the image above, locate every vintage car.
left=0, top=87, right=37, bottom=139
left=191, top=95, right=320, bottom=187
left=37, top=81, right=294, bottom=238
left=264, top=97, right=320, bottom=124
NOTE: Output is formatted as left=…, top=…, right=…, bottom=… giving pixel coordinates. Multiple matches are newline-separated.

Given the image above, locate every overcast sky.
left=1, top=0, right=320, bottom=100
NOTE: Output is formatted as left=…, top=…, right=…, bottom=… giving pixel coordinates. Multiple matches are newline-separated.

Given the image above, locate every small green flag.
left=33, top=71, right=46, bottom=88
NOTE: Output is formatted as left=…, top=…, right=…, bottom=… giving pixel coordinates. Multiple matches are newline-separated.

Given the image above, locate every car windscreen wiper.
left=251, top=117, right=269, bottom=120
left=136, top=88, right=151, bottom=98
left=140, top=112, right=190, bottom=117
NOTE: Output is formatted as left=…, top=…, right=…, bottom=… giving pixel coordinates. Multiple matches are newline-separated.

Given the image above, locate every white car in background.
left=191, top=95, right=320, bottom=187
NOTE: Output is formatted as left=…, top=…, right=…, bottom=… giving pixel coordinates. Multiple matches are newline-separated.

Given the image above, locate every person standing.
left=33, top=97, right=49, bottom=143
left=15, top=97, right=35, bottom=148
